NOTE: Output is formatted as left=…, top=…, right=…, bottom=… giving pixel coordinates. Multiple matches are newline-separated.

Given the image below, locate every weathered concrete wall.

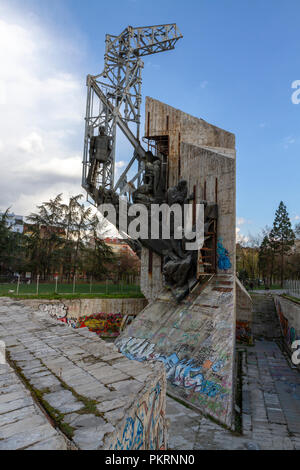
left=274, top=295, right=300, bottom=353
left=181, top=143, right=236, bottom=276
left=117, top=274, right=236, bottom=428
left=236, top=277, right=252, bottom=343
left=20, top=297, right=147, bottom=320
left=145, top=96, right=235, bottom=188
left=108, top=367, right=167, bottom=450
left=140, top=249, right=163, bottom=301
left=140, top=97, right=236, bottom=302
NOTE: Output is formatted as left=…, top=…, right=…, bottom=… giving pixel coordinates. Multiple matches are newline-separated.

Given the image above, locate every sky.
left=0, top=0, right=300, bottom=243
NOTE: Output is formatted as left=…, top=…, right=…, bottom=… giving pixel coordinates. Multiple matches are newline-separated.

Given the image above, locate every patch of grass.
left=0, top=282, right=143, bottom=298
left=281, top=294, right=300, bottom=305
left=0, top=292, right=144, bottom=300
left=250, top=284, right=282, bottom=291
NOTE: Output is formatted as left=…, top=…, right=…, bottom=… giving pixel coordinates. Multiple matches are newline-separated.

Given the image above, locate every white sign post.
left=16, top=275, right=20, bottom=296
left=54, top=274, right=58, bottom=294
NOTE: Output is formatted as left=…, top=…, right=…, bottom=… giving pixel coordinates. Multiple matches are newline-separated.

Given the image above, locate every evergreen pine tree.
left=269, top=201, right=295, bottom=287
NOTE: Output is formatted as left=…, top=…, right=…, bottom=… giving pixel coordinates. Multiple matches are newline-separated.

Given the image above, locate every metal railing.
left=0, top=275, right=141, bottom=297
left=284, top=280, right=300, bottom=299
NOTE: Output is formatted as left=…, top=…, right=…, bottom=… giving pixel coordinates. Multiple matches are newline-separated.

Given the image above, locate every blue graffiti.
left=118, top=338, right=228, bottom=399
left=217, top=238, right=231, bottom=271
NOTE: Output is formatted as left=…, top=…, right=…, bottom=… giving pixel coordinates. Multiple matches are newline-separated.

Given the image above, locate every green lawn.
left=282, top=294, right=300, bottom=304
left=0, top=282, right=143, bottom=299
left=249, top=284, right=282, bottom=291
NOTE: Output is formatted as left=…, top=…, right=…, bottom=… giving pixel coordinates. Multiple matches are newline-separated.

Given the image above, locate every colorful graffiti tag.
left=39, top=303, right=78, bottom=328
left=111, top=381, right=166, bottom=450
left=274, top=297, right=300, bottom=347
left=39, top=303, right=125, bottom=337
left=217, top=238, right=231, bottom=271
left=117, top=336, right=230, bottom=418
left=236, top=321, right=252, bottom=344
left=77, top=313, right=124, bottom=337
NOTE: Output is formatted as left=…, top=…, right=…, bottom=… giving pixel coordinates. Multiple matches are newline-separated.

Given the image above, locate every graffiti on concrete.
left=117, top=274, right=235, bottom=427
left=39, top=303, right=78, bottom=328
left=117, top=336, right=230, bottom=415
left=217, top=238, right=231, bottom=271
left=236, top=321, right=252, bottom=344
left=39, top=303, right=67, bottom=318
left=39, top=303, right=126, bottom=337
left=77, top=313, right=124, bottom=337
left=274, top=298, right=300, bottom=347
left=111, top=381, right=166, bottom=450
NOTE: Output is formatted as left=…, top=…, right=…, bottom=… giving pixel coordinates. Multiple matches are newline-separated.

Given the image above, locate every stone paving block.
left=63, top=413, right=106, bottom=428
left=30, top=375, right=62, bottom=392
left=0, top=373, right=19, bottom=388
left=98, top=372, right=130, bottom=385
left=0, top=423, right=58, bottom=450
left=0, top=405, right=36, bottom=426
left=0, top=383, right=25, bottom=396
left=269, top=423, right=289, bottom=435
left=267, top=408, right=286, bottom=424
left=0, top=397, right=33, bottom=414
left=72, top=423, right=115, bottom=450
left=96, top=398, right=127, bottom=413
left=100, top=353, right=125, bottom=362
left=25, top=435, right=68, bottom=450
left=0, top=365, right=11, bottom=376
left=73, top=383, right=108, bottom=400
left=272, top=436, right=294, bottom=450
left=0, top=415, right=45, bottom=439
left=43, top=390, right=84, bottom=413
left=111, top=379, right=144, bottom=395
left=104, top=408, right=125, bottom=425
left=0, top=390, right=26, bottom=404
left=291, top=437, right=300, bottom=450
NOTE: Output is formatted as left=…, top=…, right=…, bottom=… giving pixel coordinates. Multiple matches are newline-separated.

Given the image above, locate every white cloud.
left=200, top=80, right=208, bottom=89
left=283, top=136, right=296, bottom=149
left=0, top=13, right=85, bottom=216
left=115, top=160, right=126, bottom=169
left=236, top=217, right=250, bottom=244
left=237, top=217, right=246, bottom=226
left=19, top=132, right=45, bottom=154
left=236, top=227, right=249, bottom=244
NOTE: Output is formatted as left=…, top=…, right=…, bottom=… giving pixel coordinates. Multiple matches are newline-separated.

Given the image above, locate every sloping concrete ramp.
left=116, top=274, right=236, bottom=428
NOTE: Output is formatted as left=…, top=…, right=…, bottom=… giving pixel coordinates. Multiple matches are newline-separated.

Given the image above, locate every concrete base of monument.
left=116, top=274, right=236, bottom=429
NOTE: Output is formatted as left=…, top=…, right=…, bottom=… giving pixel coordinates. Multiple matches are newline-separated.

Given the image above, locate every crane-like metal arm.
left=82, top=24, right=182, bottom=205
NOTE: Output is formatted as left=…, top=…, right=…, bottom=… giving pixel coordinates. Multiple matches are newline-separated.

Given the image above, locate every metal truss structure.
left=82, top=24, right=182, bottom=204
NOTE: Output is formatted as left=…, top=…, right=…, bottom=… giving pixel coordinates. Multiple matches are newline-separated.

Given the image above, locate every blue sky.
left=0, top=0, right=299, bottom=242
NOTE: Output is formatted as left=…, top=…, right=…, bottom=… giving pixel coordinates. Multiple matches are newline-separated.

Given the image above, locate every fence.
left=0, top=275, right=141, bottom=297
left=283, top=280, right=300, bottom=299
